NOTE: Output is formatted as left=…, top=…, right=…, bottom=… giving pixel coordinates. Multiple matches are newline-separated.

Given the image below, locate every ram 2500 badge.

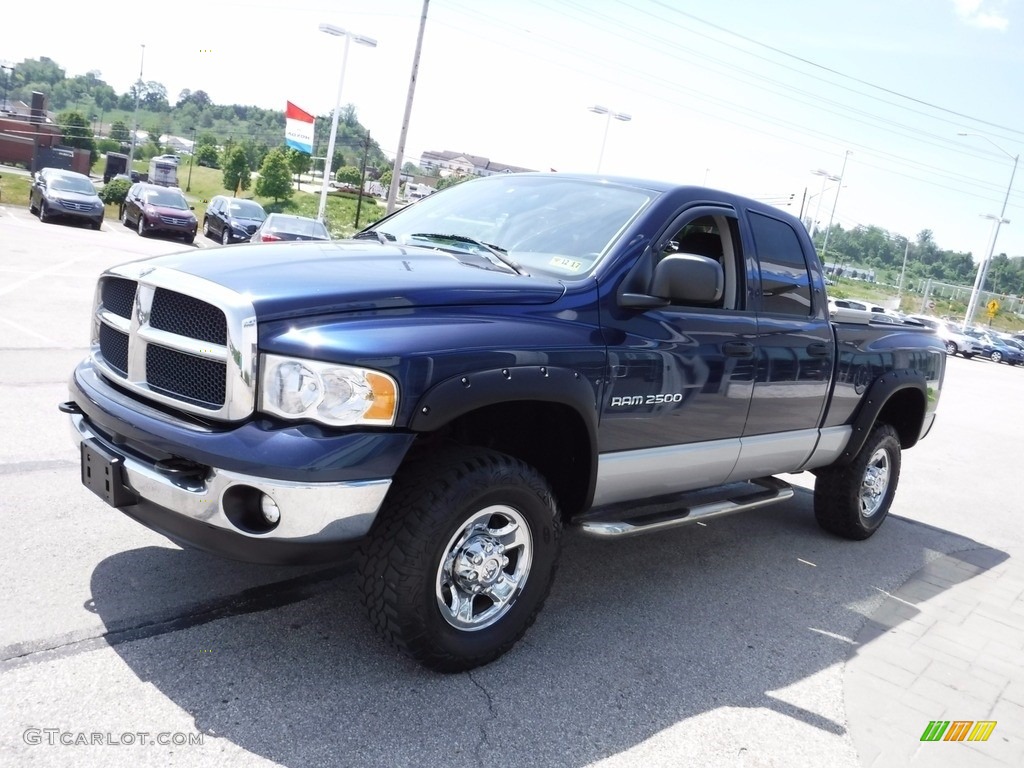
left=63, top=173, right=945, bottom=671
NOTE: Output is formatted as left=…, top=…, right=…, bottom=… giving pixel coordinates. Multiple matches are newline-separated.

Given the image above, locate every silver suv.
left=907, top=315, right=980, bottom=358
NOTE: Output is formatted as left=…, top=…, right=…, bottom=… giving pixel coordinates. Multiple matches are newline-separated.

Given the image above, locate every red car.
left=121, top=182, right=198, bottom=243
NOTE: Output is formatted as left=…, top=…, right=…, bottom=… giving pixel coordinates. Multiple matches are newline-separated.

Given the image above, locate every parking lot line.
left=0, top=257, right=92, bottom=298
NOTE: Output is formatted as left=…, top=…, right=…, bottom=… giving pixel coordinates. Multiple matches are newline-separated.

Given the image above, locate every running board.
left=578, top=477, right=794, bottom=538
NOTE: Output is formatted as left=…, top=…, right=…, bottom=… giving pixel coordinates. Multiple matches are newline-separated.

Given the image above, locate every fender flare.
left=834, top=368, right=927, bottom=465
left=410, top=365, right=599, bottom=439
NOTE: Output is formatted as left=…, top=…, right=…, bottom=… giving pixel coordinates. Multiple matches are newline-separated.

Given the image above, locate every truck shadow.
left=88, top=489, right=1005, bottom=767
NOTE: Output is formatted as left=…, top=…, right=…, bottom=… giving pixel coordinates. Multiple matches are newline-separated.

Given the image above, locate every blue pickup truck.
left=63, top=173, right=945, bottom=671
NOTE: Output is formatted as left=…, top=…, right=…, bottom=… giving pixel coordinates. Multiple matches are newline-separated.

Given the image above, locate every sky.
left=3, top=0, right=1024, bottom=262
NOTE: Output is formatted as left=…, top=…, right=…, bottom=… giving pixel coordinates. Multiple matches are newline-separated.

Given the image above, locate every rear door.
left=727, top=208, right=834, bottom=480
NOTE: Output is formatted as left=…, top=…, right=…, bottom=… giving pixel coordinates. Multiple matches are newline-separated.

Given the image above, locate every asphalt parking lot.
left=0, top=204, right=1021, bottom=768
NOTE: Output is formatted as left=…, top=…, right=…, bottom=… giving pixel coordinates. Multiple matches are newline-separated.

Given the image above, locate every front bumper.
left=67, top=360, right=414, bottom=564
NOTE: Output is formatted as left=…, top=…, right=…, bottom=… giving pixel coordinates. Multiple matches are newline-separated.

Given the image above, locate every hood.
left=139, top=240, right=567, bottom=320
left=48, top=189, right=100, bottom=204
left=148, top=203, right=196, bottom=219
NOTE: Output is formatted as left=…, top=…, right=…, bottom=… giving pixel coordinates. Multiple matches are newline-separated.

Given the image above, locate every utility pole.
left=126, top=45, right=145, bottom=178
left=386, top=0, right=429, bottom=214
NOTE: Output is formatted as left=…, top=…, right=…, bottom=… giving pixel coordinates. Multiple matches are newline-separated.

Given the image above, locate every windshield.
left=50, top=176, right=96, bottom=195
left=144, top=189, right=189, bottom=209
left=367, top=175, right=653, bottom=277
left=229, top=201, right=266, bottom=220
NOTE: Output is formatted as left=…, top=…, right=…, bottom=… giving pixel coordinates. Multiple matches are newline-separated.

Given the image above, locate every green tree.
left=109, top=120, right=130, bottom=143
left=436, top=174, right=471, bottom=191
left=335, top=165, right=362, bottom=186
left=56, top=109, right=98, bottom=164
left=195, top=144, right=219, bottom=168
left=222, top=145, right=251, bottom=195
left=379, top=169, right=393, bottom=190
left=255, top=147, right=294, bottom=203
left=288, top=148, right=309, bottom=190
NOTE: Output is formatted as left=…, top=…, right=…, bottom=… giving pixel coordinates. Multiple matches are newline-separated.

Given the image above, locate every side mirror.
left=650, top=254, right=724, bottom=304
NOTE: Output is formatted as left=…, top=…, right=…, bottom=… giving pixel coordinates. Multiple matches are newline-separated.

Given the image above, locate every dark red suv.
left=121, top=183, right=198, bottom=243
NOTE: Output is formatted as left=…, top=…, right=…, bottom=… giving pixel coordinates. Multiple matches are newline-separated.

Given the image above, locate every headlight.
left=260, top=354, right=399, bottom=427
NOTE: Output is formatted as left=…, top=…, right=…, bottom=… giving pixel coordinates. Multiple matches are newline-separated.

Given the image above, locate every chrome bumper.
left=70, top=413, right=390, bottom=544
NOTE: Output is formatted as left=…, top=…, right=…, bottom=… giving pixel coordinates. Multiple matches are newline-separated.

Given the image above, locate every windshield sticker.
left=549, top=257, right=583, bottom=272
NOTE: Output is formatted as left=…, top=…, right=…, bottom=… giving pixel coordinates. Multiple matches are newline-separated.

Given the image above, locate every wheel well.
left=877, top=388, right=925, bottom=449
left=415, top=401, right=593, bottom=519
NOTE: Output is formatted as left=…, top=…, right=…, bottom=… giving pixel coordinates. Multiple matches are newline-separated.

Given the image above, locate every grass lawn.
left=176, top=164, right=386, bottom=239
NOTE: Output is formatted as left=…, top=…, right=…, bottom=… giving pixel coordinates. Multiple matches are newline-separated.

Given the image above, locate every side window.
left=748, top=211, right=813, bottom=316
left=662, top=214, right=742, bottom=310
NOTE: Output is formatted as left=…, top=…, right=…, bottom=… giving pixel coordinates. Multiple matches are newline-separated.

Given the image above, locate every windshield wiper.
left=408, top=233, right=525, bottom=274
left=353, top=230, right=394, bottom=245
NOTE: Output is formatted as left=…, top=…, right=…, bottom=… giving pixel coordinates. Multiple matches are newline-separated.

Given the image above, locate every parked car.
left=906, top=316, right=980, bottom=358
left=121, top=183, right=198, bottom=243
left=28, top=168, right=104, bottom=230
left=249, top=213, right=330, bottom=242
left=965, top=329, right=1023, bottom=365
left=203, top=196, right=267, bottom=245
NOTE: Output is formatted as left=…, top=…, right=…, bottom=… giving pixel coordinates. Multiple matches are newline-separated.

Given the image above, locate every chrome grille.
left=151, top=288, right=227, bottom=344
left=60, top=200, right=94, bottom=211
left=91, top=267, right=258, bottom=420
left=147, top=345, right=226, bottom=406
left=98, top=323, right=129, bottom=375
left=160, top=215, right=190, bottom=226
left=101, top=277, right=136, bottom=319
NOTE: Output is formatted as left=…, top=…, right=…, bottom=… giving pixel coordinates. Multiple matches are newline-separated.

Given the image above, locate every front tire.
left=222, top=228, right=231, bottom=245
left=991, top=351, right=1003, bottom=364
left=945, top=341, right=957, bottom=355
left=962, top=352, right=975, bottom=359
left=202, top=218, right=211, bottom=238
left=813, top=423, right=901, bottom=540
left=358, top=447, right=561, bottom=672
left=137, top=216, right=147, bottom=237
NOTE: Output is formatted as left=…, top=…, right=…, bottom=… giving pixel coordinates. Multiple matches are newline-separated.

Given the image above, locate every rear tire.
left=991, top=351, right=1003, bottom=364
left=962, top=352, right=975, bottom=359
left=358, top=447, right=561, bottom=672
left=814, top=424, right=901, bottom=540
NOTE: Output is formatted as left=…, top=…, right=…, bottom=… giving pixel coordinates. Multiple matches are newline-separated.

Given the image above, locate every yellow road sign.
left=987, top=299, right=1000, bottom=314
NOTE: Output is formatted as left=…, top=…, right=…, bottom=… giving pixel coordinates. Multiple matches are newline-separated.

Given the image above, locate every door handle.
left=723, top=341, right=754, bottom=357
left=807, top=342, right=831, bottom=357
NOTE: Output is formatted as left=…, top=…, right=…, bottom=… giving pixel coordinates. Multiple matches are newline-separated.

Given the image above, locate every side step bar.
left=579, top=477, right=794, bottom=538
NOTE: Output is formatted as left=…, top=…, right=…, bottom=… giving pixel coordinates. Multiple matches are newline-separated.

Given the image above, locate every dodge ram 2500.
left=63, top=173, right=945, bottom=671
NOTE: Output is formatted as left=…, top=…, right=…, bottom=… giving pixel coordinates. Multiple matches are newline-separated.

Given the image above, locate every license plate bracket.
left=81, top=439, right=137, bottom=507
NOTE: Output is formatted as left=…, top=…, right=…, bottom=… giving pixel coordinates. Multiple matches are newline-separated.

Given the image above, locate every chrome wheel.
left=945, top=341, right=956, bottom=355
left=860, top=447, right=891, bottom=518
left=991, top=351, right=1002, bottom=363
left=435, top=505, right=533, bottom=631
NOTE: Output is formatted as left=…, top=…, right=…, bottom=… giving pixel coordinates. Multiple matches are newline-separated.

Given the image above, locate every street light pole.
left=588, top=105, right=631, bottom=173
left=821, top=150, right=852, bottom=273
left=127, top=45, right=145, bottom=178
left=897, top=237, right=911, bottom=305
left=808, top=168, right=840, bottom=234
left=957, top=132, right=1019, bottom=331
left=186, top=126, right=196, bottom=192
left=317, top=23, right=377, bottom=224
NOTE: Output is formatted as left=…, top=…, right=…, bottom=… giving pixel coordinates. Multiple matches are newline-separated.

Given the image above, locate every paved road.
left=0, top=203, right=1020, bottom=767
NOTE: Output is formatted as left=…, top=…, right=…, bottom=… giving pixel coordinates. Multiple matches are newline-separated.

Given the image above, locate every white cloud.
left=952, top=0, right=1010, bottom=30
